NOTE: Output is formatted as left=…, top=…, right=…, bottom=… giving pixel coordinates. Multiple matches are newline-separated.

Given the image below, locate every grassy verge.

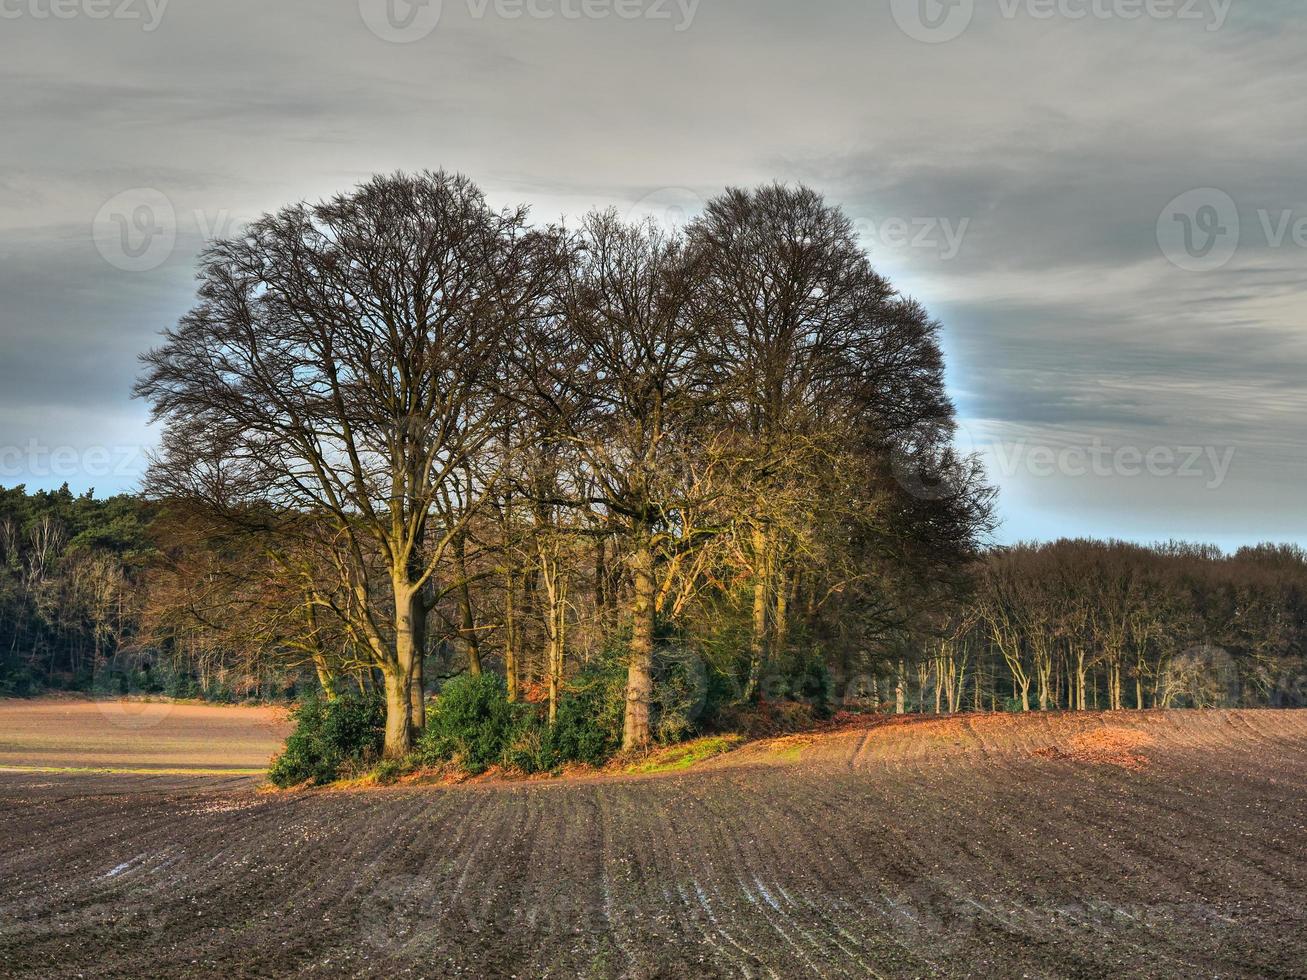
left=624, top=735, right=745, bottom=774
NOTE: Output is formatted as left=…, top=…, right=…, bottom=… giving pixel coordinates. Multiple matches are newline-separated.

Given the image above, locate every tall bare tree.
left=136, top=171, right=558, bottom=756
left=524, top=211, right=717, bottom=750
left=688, top=184, right=987, bottom=697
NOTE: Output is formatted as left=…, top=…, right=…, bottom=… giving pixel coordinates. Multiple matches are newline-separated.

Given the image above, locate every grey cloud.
left=0, top=0, right=1302, bottom=543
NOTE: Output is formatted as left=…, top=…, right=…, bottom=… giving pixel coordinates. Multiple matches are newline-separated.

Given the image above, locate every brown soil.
left=2, top=708, right=1305, bottom=978
left=1033, top=726, right=1156, bottom=771
left=0, top=696, right=289, bottom=772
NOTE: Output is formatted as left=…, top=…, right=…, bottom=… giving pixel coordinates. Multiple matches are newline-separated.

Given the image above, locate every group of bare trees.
left=890, top=540, right=1307, bottom=715
left=134, top=171, right=991, bottom=756
left=0, top=486, right=150, bottom=694
left=9, top=175, right=1302, bottom=751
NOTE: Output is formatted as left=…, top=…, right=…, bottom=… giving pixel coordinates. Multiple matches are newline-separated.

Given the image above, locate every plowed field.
left=2, top=707, right=1305, bottom=978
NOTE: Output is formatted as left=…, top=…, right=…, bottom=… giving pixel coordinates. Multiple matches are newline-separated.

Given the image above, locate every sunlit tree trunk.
left=379, top=581, right=425, bottom=757
left=773, top=566, right=789, bottom=665
left=745, top=526, right=769, bottom=701
left=408, top=597, right=426, bottom=734
left=504, top=569, right=519, bottom=702
left=453, top=532, right=481, bottom=677
left=623, top=534, right=656, bottom=750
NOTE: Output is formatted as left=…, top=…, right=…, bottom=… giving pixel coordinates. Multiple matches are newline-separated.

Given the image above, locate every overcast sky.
left=1, top=0, right=1303, bottom=548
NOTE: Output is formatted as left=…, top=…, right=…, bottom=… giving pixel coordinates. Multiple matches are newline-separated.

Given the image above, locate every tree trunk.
left=548, top=637, right=560, bottom=725
left=522, top=567, right=539, bottom=688
left=304, top=600, right=338, bottom=699
left=460, top=589, right=481, bottom=676
left=623, top=535, right=656, bottom=751
left=594, top=534, right=608, bottom=615
left=1035, top=648, right=1051, bottom=711
left=408, top=597, right=427, bottom=734
left=383, top=666, right=413, bottom=759
left=384, top=583, right=424, bottom=758
left=550, top=587, right=567, bottom=726
left=450, top=531, right=481, bottom=677
left=773, top=565, right=789, bottom=663
left=745, top=526, right=769, bottom=701
left=545, top=574, right=566, bottom=727
left=504, top=570, right=519, bottom=702
left=312, top=657, right=338, bottom=699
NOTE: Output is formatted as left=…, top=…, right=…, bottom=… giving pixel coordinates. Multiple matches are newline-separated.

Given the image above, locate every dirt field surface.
left=2, top=709, right=1305, bottom=979
left=0, top=697, right=289, bottom=773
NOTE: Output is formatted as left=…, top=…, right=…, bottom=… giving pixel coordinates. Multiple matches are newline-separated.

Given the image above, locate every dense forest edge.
left=3, top=174, right=1304, bottom=787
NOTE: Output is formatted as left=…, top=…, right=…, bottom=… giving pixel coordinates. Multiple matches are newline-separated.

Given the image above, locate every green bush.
left=268, top=691, right=385, bottom=787
left=416, top=673, right=527, bottom=774
left=410, top=646, right=726, bottom=778
left=515, top=660, right=626, bottom=771
left=374, top=757, right=409, bottom=785
left=545, top=685, right=621, bottom=765
left=166, top=671, right=204, bottom=700
left=0, top=666, right=39, bottom=698
left=653, top=645, right=730, bottom=742
left=761, top=649, right=834, bottom=718
left=508, top=646, right=726, bottom=772
left=410, top=668, right=623, bottom=777
left=502, top=719, right=549, bottom=773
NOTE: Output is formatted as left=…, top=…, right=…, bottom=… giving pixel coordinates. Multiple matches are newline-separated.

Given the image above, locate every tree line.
left=895, top=539, right=1307, bottom=715
left=0, top=485, right=151, bottom=696
left=3, top=489, right=1303, bottom=732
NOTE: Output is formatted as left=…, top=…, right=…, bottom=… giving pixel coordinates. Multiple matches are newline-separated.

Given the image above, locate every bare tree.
left=524, top=211, right=717, bottom=750
left=688, top=184, right=987, bottom=699
left=136, top=171, right=558, bottom=756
